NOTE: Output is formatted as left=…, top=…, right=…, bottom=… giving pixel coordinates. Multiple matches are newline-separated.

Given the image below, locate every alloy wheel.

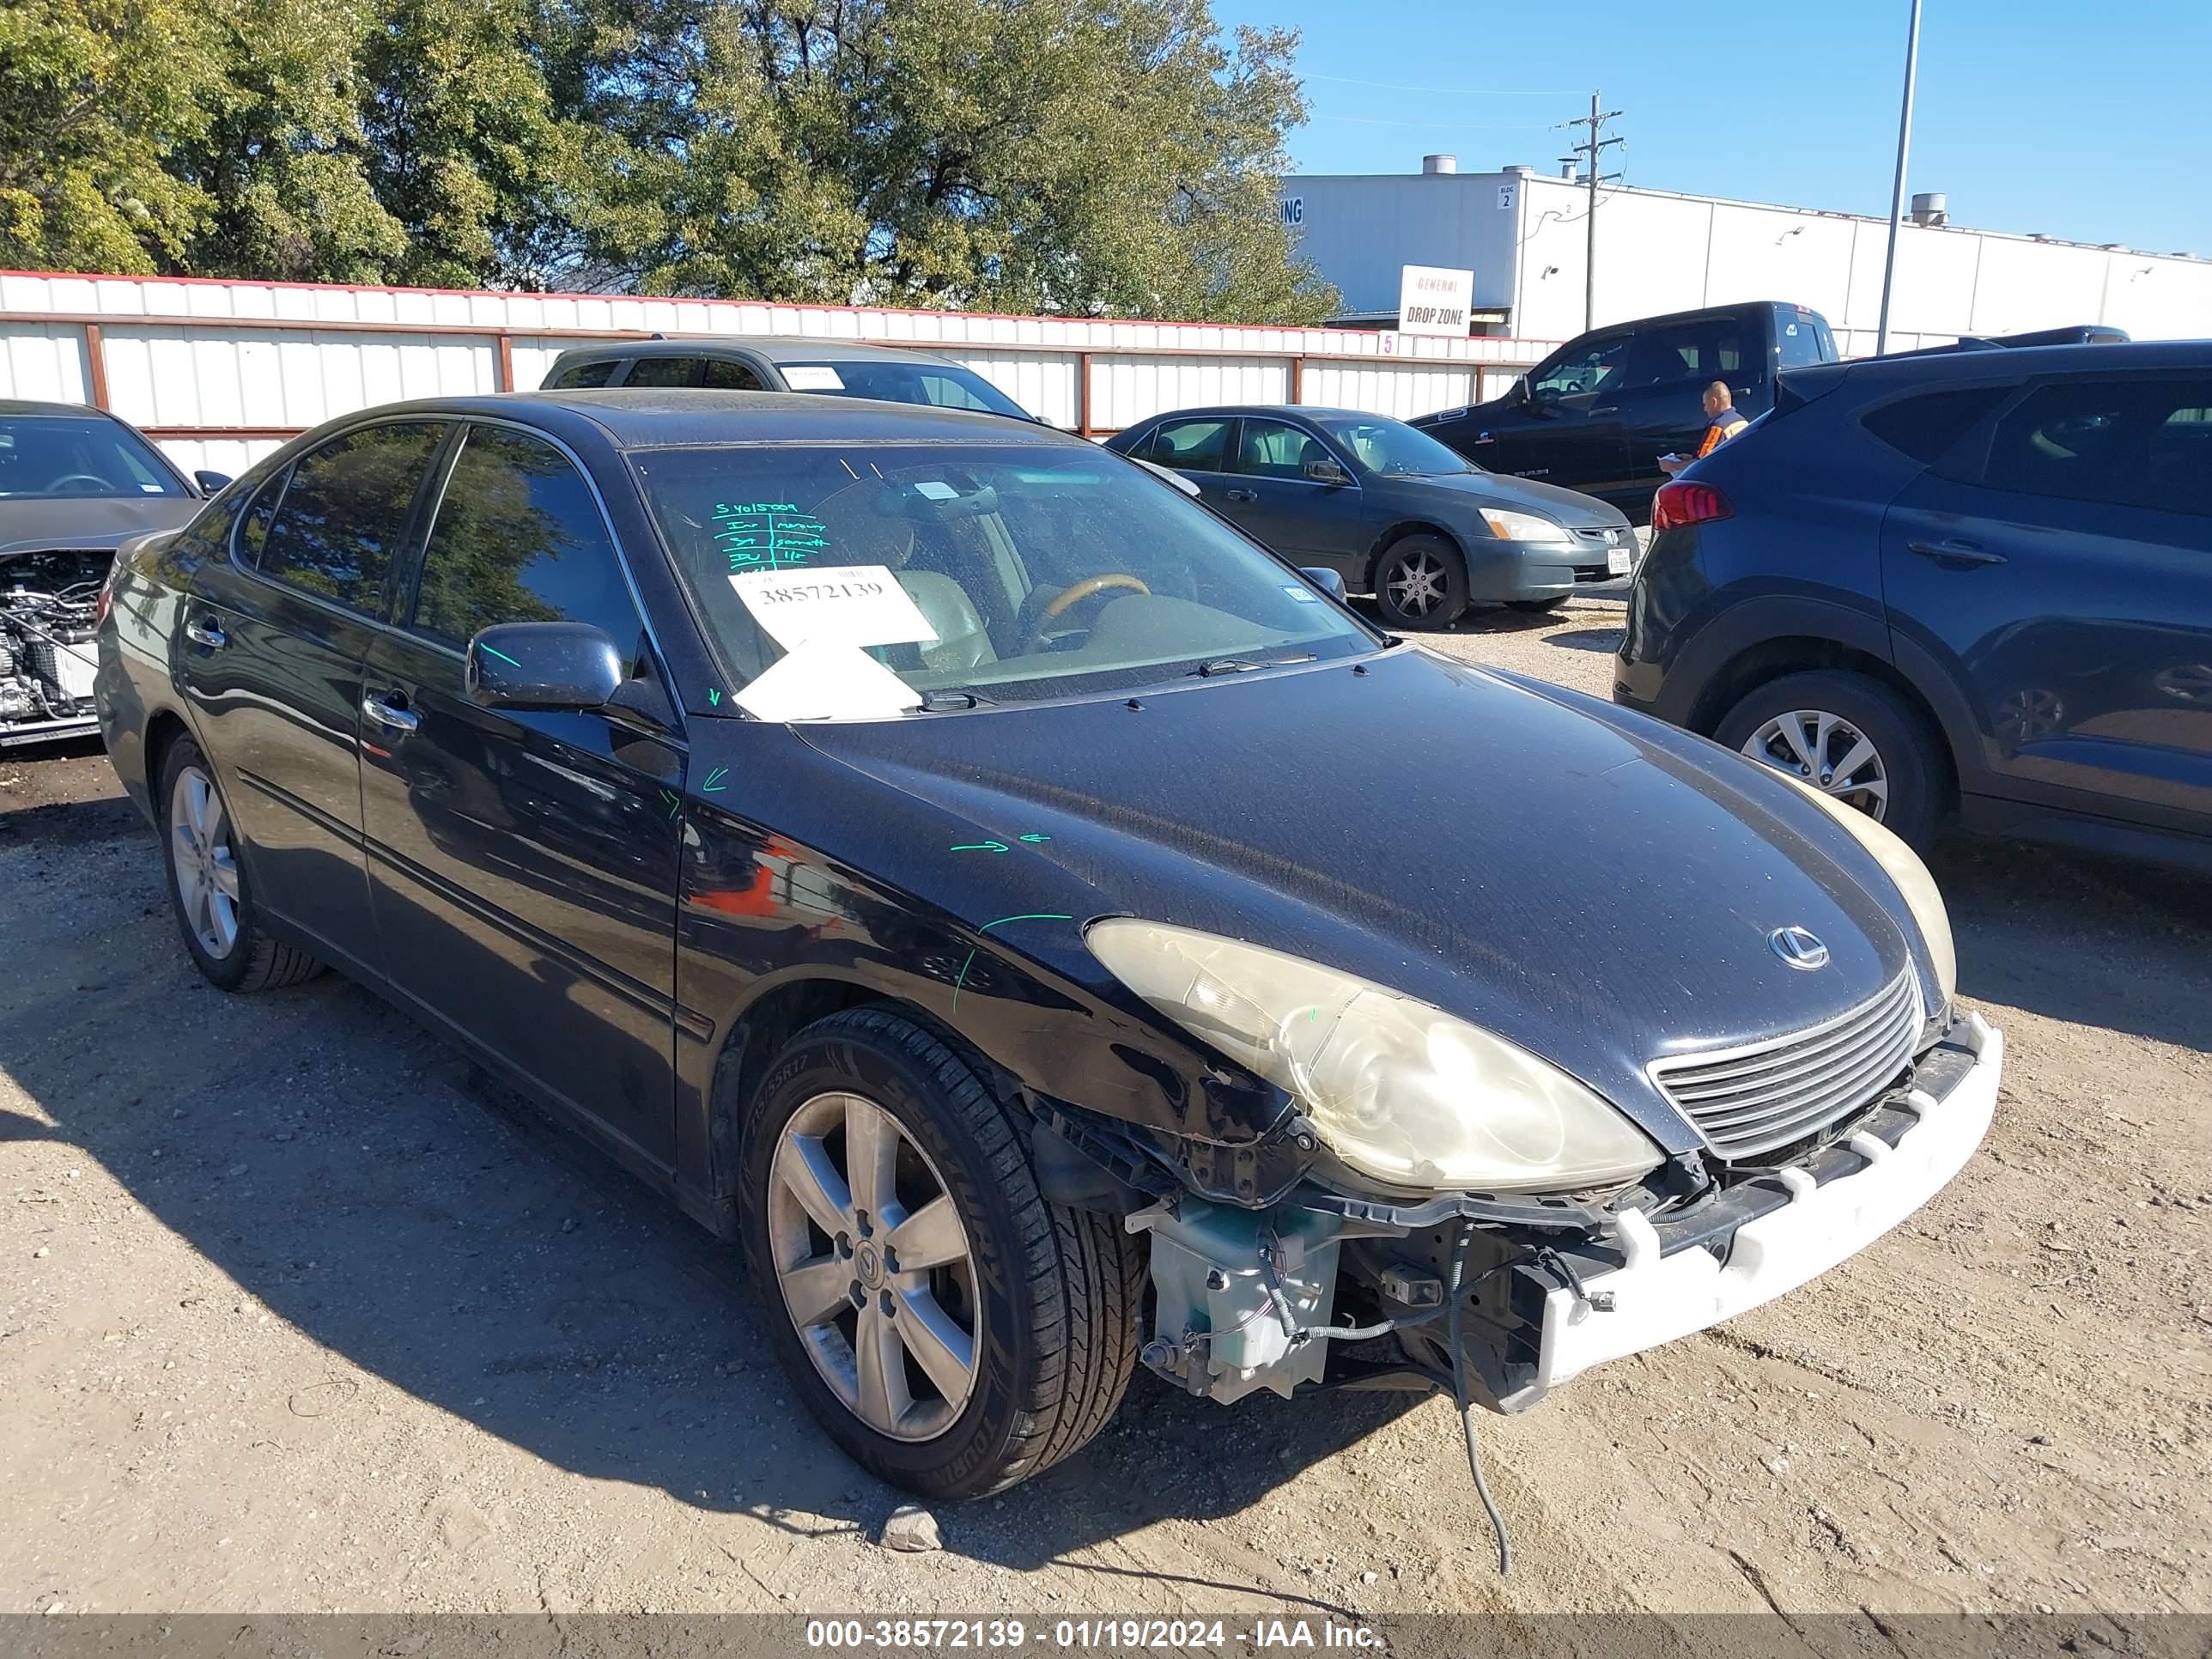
left=170, top=765, right=241, bottom=958
left=1383, top=549, right=1449, bottom=617
left=1742, top=708, right=1890, bottom=821
left=768, top=1091, right=980, bottom=1442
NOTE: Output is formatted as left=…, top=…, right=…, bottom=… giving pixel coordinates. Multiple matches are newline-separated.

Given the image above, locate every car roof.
left=1782, top=337, right=2212, bottom=398
left=0, top=398, right=119, bottom=420
left=1121, top=405, right=1371, bottom=424
left=548, top=335, right=963, bottom=368
left=333, top=390, right=1091, bottom=451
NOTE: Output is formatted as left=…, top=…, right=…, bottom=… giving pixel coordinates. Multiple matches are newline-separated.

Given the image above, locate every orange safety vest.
left=1696, top=410, right=1750, bottom=459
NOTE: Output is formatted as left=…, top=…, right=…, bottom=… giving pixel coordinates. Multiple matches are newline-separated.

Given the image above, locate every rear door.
left=1880, top=369, right=2212, bottom=830
left=177, top=420, right=448, bottom=963
left=1218, top=416, right=1372, bottom=569
left=1134, top=416, right=1241, bottom=512
left=1617, top=313, right=1758, bottom=481
left=358, top=421, right=686, bottom=1166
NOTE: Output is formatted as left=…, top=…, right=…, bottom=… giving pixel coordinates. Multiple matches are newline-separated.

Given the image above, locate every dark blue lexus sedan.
left=96, top=391, right=2000, bottom=1505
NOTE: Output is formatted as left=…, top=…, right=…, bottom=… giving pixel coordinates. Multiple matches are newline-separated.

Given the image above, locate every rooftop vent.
left=1422, top=154, right=1458, bottom=175
left=1909, top=191, right=1948, bottom=228
left=1502, top=164, right=1535, bottom=177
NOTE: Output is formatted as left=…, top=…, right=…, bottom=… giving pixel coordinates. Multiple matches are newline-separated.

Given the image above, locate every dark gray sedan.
left=1106, top=405, right=1636, bottom=629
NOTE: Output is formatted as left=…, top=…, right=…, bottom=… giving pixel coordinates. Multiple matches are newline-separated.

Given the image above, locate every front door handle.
left=1907, top=538, right=2008, bottom=567
left=1589, top=404, right=1620, bottom=416
left=361, top=691, right=421, bottom=734
left=184, top=617, right=227, bottom=649
left=1224, top=488, right=1256, bottom=502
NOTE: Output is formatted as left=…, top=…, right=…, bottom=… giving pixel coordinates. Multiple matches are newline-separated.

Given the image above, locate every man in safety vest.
left=1659, top=382, right=1750, bottom=476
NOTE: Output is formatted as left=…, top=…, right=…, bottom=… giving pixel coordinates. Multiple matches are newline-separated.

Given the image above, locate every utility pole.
left=1875, top=0, right=1924, bottom=355
left=1559, top=93, right=1625, bottom=333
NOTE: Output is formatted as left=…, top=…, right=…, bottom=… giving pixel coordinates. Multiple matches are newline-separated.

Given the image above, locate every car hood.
left=0, top=495, right=199, bottom=556
left=793, top=647, right=1927, bottom=1150
left=1389, top=469, right=1628, bottom=529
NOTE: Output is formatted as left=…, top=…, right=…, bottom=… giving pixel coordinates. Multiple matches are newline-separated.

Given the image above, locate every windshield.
left=1315, top=416, right=1476, bottom=477
left=778, top=361, right=1032, bottom=421
left=0, top=416, right=182, bottom=499
left=631, top=442, right=1377, bottom=715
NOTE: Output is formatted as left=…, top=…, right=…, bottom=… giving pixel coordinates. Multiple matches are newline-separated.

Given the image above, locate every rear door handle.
left=1907, top=538, right=2008, bottom=567
left=1224, top=488, right=1256, bottom=502
left=361, top=691, right=420, bottom=734
left=184, top=617, right=227, bottom=649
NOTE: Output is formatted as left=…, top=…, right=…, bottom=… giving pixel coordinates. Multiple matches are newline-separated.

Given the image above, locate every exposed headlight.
left=1086, top=920, right=1662, bottom=1193
left=1781, top=780, right=1957, bottom=1006
left=1480, top=507, right=1575, bottom=548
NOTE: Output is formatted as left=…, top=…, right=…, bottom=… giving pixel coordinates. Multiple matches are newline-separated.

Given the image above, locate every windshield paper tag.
left=1281, top=584, right=1321, bottom=603
left=732, top=640, right=921, bottom=722
left=782, top=366, right=844, bottom=391
left=912, top=481, right=958, bottom=501
left=731, top=563, right=939, bottom=651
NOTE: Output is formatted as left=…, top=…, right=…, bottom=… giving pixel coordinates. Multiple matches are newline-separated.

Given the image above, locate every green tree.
left=0, top=0, right=227, bottom=271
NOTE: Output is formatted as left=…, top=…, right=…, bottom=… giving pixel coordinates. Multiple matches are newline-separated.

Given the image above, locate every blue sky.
left=1213, top=0, right=2212, bottom=255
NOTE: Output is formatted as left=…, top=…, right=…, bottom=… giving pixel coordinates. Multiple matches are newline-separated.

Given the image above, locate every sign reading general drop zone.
left=1396, top=264, right=1474, bottom=337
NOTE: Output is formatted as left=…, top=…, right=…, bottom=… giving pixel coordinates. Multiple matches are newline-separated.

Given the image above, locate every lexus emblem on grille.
left=1770, top=927, right=1831, bottom=970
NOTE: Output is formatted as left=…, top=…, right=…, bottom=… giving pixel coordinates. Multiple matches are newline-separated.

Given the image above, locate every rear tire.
left=156, top=736, right=323, bottom=992
left=1371, top=533, right=1470, bottom=630
left=739, top=1007, right=1144, bottom=1501
left=1714, top=671, right=1948, bottom=852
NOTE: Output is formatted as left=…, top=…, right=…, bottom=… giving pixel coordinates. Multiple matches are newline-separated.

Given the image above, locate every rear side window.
left=410, top=425, right=646, bottom=665
left=1777, top=312, right=1833, bottom=368
left=1146, top=418, right=1232, bottom=471
left=1626, top=319, right=1747, bottom=390
left=623, top=357, right=704, bottom=388
left=702, top=359, right=766, bottom=391
left=1862, top=386, right=2014, bottom=465
left=546, top=360, right=617, bottom=390
left=1974, top=376, right=2212, bottom=516
left=254, top=422, right=445, bottom=614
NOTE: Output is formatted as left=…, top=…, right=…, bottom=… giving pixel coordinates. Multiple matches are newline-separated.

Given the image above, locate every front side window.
left=1146, top=418, right=1232, bottom=471
left=254, top=422, right=445, bottom=613
left=1314, top=415, right=1474, bottom=477
left=776, top=361, right=1030, bottom=419
left=410, top=426, right=645, bottom=662
left=0, top=416, right=182, bottom=499
left=1234, top=419, right=1330, bottom=480
left=1976, top=376, right=2212, bottom=517
left=631, top=441, right=1377, bottom=708
left=623, top=357, right=705, bottom=388
left=1530, top=334, right=1631, bottom=403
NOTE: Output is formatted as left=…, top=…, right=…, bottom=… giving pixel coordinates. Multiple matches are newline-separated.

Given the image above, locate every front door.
left=176, top=420, right=449, bottom=963
left=359, top=422, right=687, bottom=1166
left=1481, top=331, right=1633, bottom=497
left=1881, top=370, right=2212, bottom=831
left=1218, top=416, right=1371, bottom=574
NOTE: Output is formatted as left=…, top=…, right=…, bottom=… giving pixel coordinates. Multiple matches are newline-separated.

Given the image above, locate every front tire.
left=157, top=737, right=322, bottom=992
left=1371, top=533, right=1469, bottom=630
left=1714, top=670, right=1948, bottom=851
left=739, top=1007, right=1143, bottom=1501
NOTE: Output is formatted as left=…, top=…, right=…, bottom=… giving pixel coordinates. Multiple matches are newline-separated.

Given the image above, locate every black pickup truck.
left=1412, top=301, right=1839, bottom=520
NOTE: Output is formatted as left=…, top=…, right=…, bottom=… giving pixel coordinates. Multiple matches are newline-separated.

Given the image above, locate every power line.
left=1308, top=73, right=1582, bottom=97
left=1557, top=92, right=1625, bottom=333
left=1310, top=112, right=1560, bottom=131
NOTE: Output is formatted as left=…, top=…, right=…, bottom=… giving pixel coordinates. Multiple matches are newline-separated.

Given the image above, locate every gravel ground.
left=3, top=602, right=2208, bottom=1626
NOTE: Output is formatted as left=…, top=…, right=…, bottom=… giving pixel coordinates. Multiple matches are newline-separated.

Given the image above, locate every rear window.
left=1862, top=386, right=2014, bottom=465
left=1777, top=311, right=1836, bottom=368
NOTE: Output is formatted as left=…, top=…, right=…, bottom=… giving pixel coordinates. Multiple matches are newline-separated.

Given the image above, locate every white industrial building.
left=1279, top=157, right=2212, bottom=354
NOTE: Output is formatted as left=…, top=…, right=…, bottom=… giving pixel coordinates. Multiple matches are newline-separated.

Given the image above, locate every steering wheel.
left=1018, top=573, right=1151, bottom=653
left=48, top=474, right=113, bottom=495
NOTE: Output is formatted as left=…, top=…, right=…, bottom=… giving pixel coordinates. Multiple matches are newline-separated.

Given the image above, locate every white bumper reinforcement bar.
left=1524, top=1010, right=2002, bottom=1401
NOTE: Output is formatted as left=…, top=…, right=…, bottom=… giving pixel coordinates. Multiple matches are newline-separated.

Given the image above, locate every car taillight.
left=1652, top=481, right=1731, bottom=532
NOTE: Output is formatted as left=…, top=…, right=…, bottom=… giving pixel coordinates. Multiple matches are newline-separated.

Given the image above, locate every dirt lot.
left=3, top=593, right=2208, bottom=1626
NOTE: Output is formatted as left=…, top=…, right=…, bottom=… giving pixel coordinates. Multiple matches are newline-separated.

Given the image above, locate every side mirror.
left=193, top=469, right=233, bottom=495
left=1303, top=455, right=1350, bottom=486
left=1298, top=567, right=1348, bottom=600
left=467, top=622, right=624, bottom=711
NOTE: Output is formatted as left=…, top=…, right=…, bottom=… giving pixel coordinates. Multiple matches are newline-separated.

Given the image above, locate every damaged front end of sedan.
left=0, top=548, right=108, bottom=745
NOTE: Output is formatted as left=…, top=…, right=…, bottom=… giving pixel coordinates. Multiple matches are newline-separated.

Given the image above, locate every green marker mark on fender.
left=951, top=912, right=1076, bottom=1008
left=482, top=644, right=522, bottom=668
left=707, top=687, right=721, bottom=707
left=702, top=767, right=728, bottom=793
left=950, top=840, right=1010, bottom=854
left=659, top=787, right=682, bottom=820
left=1018, top=833, right=1050, bottom=843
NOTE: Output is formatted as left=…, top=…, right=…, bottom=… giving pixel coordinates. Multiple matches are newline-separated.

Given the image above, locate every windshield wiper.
left=914, top=687, right=998, bottom=710
left=1187, top=654, right=1317, bottom=678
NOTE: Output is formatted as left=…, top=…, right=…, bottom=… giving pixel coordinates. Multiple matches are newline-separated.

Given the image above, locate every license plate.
left=1607, top=545, right=1632, bottom=576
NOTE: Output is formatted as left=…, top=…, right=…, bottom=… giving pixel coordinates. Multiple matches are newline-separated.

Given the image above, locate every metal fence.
left=0, top=272, right=1560, bottom=475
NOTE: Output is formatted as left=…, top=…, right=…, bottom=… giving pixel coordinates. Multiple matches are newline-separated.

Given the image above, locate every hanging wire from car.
left=1449, top=1221, right=1513, bottom=1575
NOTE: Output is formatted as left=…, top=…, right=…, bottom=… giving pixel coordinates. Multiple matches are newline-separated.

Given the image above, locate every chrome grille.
left=1649, top=973, right=1922, bottom=1160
